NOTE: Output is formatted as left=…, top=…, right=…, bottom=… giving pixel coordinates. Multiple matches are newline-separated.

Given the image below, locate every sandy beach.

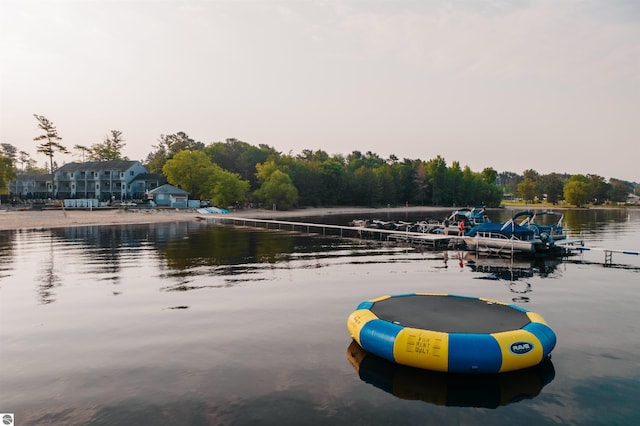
left=0, top=206, right=448, bottom=231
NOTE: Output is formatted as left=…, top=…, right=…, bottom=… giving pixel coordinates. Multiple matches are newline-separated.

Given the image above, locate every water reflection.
left=458, top=252, right=563, bottom=303
left=0, top=230, right=13, bottom=280
left=561, top=208, right=635, bottom=234
left=5, top=209, right=637, bottom=306
left=464, top=253, right=561, bottom=281
left=36, top=237, right=63, bottom=304
left=4, top=222, right=422, bottom=305
left=347, top=340, right=555, bottom=409
left=49, top=222, right=345, bottom=271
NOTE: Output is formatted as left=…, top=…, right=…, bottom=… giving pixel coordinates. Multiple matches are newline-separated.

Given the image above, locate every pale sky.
left=1, top=0, right=638, bottom=182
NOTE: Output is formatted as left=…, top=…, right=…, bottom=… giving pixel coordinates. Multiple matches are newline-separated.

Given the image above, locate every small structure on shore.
left=148, top=184, right=189, bottom=208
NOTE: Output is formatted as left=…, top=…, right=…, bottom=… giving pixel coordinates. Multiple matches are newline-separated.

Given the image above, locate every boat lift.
left=572, top=246, right=640, bottom=266
left=553, top=237, right=639, bottom=266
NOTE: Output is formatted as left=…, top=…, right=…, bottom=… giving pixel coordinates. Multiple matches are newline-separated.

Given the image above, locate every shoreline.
left=0, top=204, right=633, bottom=232
left=0, top=206, right=452, bottom=231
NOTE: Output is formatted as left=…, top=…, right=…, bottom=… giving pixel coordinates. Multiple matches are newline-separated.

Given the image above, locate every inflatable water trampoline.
left=347, top=293, right=556, bottom=373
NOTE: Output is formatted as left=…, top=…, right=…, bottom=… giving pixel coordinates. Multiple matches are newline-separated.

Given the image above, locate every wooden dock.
left=199, top=215, right=460, bottom=249
left=197, top=215, right=640, bottom=264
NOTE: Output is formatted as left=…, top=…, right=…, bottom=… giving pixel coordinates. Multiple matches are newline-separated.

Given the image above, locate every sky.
left=1, top=0, right=639, bottom=182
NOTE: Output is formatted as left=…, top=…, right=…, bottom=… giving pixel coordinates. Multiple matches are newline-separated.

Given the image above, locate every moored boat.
left=463, top=213, right=562, bottom=256
left=516, top=210, right=566, bottom=241
left=443, top=206, right=491, bottom=234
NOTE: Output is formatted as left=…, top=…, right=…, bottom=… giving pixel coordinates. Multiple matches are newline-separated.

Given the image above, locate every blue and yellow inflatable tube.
left=347, top=293, right=556, bottom=374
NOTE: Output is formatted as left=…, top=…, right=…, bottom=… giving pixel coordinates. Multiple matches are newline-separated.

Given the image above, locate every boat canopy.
left=465, top=221, right=535, bottom=239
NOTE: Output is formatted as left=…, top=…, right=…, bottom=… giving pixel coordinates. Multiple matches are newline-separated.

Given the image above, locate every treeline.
left=146, top=134, right=635, bottom=209
left=497, top=170, right=633, bottom=208
left=145, top=134, right=504, bottom=209
left=1, top=114, right=637, bottom=209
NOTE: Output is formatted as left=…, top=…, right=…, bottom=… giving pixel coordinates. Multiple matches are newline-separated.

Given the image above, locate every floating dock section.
left=200, top=215, right=458, bottom=249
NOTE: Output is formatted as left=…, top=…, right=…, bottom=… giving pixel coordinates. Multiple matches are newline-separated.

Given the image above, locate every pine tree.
left=34, top=114, right=68, bottom=172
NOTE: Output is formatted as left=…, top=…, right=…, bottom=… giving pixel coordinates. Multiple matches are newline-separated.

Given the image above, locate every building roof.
left=57, top=160, right=141, bottom=173
left=131, top=173, right=165, bottom=182
left=14, top=173, right=53, bottom=181
left=148, top=183, right=189, bottom=195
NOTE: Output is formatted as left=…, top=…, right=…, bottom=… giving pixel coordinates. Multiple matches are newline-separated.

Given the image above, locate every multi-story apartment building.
left=8, top=160, right=166, bottom=201
left=8, top=174, right=53, bottom=199
left=55, top=160, right=150, bottom=201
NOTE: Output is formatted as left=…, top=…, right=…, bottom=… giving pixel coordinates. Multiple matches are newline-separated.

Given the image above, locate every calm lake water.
left=1, top=208, right=639, bottom=425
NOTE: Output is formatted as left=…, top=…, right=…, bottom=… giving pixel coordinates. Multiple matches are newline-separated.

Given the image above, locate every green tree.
left=289, top=159, right=324, bottom=207
left=608, top=179, right=632, bottom=204
left=539, top=173, right=565, bottom=204
left=517, top=179, right=538, bottom=203
left=390, top=159, right=414, bottom=206
left=412, top=162, right=429, bottom=205
left=481, top=167, right=498, bottom=185
left=204, top=168, right=250, bottom=208
left=254, top=169, right=298, bottom=210
left=587, top=174, right=610, bottom=205
left=162, top=150, right=215, bottom=200
left=146, top=132, right=204, bottom=173
left=496, top=171, right=522, bottom=195
left=0, top=154, right=17, bottom=194
left=205, top=139, right=275, bottom=190
left=350, top=166, right=381, bottom=206
left=425, top=155, right=447, bottom=205
left=563, top=175, right=591, bottom=207
left=461, top=166, right=481, bottom=205
left=320, top=158, right=347, bottom=205
left=521, top=169, right=543, bottom=200
left=445, top=161, right=464, bottom=206
left=33, top=114, right=68, bottom=172
left=255, top=160, right=285, bottom=182
left=89, top=130, right=127, bottom=161
left=374, top=166, right=396, bottom=205
left=1, top=143, right=18, bottom=163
